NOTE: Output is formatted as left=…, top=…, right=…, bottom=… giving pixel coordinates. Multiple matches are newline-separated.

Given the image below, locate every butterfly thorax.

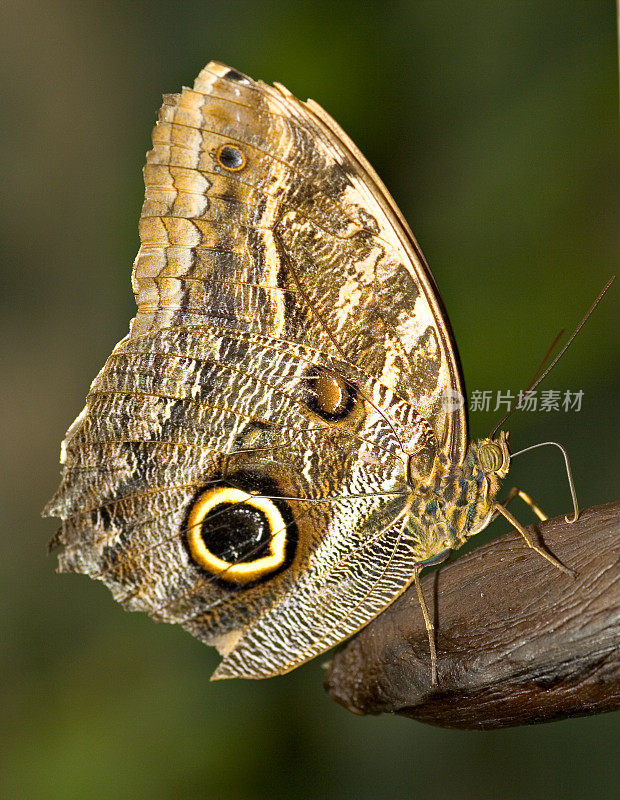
left=405, top=432, right=510, bottom=563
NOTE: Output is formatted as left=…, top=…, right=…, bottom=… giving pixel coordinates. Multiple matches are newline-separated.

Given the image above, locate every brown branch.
left=324, top=502, right=620, bottom=729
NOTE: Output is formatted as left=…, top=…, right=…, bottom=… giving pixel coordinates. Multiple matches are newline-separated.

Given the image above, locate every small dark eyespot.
left=225, top=69, right=252, bottom=85
left=304, top=368, right=356, bottom=422
left=216, top=144, right=246, bottom=171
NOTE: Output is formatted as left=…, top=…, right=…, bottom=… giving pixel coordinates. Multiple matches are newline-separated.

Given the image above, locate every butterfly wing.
left=45, top=62, right=467, bottom=678
left=131, top=62, right=466, bottom=460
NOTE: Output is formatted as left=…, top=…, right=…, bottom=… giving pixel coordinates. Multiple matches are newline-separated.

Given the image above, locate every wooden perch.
left=324, top=502, right=620, bottom=729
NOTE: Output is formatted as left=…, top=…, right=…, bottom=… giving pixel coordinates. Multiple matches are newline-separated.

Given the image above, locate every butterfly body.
left=405, top=434, right=510, bottom=563
left=45, top=62, right=510, bottom=679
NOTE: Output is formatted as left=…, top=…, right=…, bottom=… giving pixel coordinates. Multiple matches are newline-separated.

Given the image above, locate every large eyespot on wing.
left=131, top=61, right=467, bottom=464
left=207, top=498, right=416, bottom=679
left=184, top=485, right=296, bottom=585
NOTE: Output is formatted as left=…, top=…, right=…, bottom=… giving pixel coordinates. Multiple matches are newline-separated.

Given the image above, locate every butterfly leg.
left=493, top=502, right=574, bottom=576
left=413, top=566, right=438, bottom=686
left=495, top=487, right=548, bottom=521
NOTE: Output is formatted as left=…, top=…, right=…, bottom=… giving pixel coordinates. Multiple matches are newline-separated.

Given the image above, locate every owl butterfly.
left=45, top=62, right=567, bottom=682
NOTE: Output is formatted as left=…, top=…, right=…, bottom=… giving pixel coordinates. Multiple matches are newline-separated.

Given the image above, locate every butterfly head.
left=464, top=429, right=511, bottom=527
left=470, top=431, right=511, bottom=482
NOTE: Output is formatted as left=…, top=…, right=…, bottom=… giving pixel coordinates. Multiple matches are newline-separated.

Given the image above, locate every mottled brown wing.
left=45, top=62, right=467, bottom=679
left=132, top=61, right=466, bottom=460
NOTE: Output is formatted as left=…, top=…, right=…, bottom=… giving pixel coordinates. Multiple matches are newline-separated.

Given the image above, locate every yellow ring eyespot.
left=186, top=487, right=287, bottom=583
left=215, top=144, right=247, bottom=171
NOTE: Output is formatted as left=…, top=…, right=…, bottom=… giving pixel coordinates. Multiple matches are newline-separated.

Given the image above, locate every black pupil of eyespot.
left=219, top=146, right=244, bottom=169
left=200, top=503, right=271, bottom=563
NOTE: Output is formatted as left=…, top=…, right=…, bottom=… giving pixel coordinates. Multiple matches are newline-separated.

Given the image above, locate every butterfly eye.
left=185, top=486, right=291, bottom=583
left=477, top=441, right=504, bottom=472
left=216, top=144, right=247, bottom=171
left=304, top=368, right=357, bottom=422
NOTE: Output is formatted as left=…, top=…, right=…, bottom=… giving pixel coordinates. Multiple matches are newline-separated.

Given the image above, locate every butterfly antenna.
left=525, top=328, right=565, bottom=389
left=511, top=440, right=579, bottom=523
left=489, top=276, right=615, bottom=438
left=489, top=328, right=566, bottom=436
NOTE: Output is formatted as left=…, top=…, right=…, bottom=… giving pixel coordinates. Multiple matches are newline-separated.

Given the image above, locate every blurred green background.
left=1, top=1, right=618, bottom=798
